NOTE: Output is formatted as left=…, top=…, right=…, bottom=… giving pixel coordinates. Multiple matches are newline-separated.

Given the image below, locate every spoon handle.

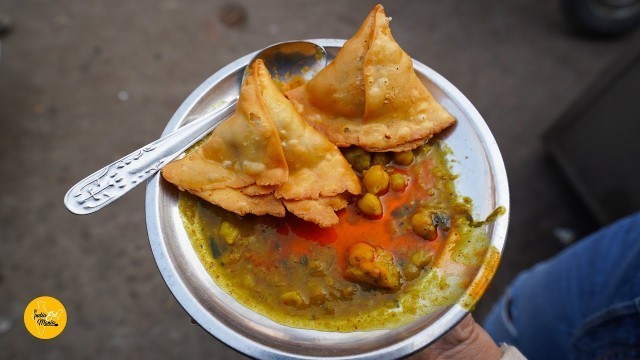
left=64, top=101, right=236, bottom=215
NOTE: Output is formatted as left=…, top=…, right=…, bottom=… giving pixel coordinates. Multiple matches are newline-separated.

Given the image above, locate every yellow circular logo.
left=23, top=296, right=67, bottom=339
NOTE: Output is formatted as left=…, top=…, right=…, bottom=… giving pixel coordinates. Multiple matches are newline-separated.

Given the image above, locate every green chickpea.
left=371, top=152, right=391, bottom=166
left=219, top=220, right=240, bottom=245
left=363, top=165, right=390, bottom=195
left=411, top=210, right=437, bottom=240
left=389, top=173, right=407, bottom=192
left=342, top=146, right=371, bottom=172
left=357, top=193, right=383, bottom=217
left=393, top=150, right=414, bottom=166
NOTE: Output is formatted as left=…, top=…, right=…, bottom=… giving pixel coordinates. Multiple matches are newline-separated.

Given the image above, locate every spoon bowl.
left=242, top=40, right=327, bottom=83
left=64, top=41, right=327, bottom=215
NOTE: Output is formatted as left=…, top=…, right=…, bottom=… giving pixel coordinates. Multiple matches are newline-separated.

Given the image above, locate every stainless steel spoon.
left=64, top=41, right=327, bottom=215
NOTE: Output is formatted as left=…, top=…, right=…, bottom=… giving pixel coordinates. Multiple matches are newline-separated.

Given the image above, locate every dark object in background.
left=0, top=14, right=12, bottom=36
left=561, top=0, right=640, bottom=35
left=218, top=3, right=248, bottom=29
left=0, top=14, right=12, bottom=64
left=544, top=45, right=640, bottom=225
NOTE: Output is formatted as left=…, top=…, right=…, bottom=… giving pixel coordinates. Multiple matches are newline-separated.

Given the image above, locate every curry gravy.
left=179, top=141, right=500, bottom=331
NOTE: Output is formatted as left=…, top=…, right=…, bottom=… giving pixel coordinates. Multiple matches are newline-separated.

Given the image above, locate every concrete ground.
left=0, top=0, right=638, bottom=358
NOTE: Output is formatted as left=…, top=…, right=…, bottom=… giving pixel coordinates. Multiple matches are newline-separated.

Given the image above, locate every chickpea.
left=357, top=193, right=383, bottom=217
left=219, top=220, right=240, bottom=245
left=363, top=165, right=390, bottom=195
left=393, top=150, right=414, bottom=166
left=342, top=146, right=371, bottom=172
left=389, top=173, right=407, bottom=192
left=411, top=210, right=437, bottom=240
left=349, top=242, right=376, bottom=264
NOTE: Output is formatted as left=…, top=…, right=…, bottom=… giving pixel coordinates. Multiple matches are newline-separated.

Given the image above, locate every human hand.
left=410, top=315, right=502, bottom=360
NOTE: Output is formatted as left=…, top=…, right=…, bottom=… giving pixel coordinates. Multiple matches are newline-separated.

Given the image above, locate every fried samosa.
left=286, top=4, right=455, bottom=152
left=162, top=60, right=361, bottom=226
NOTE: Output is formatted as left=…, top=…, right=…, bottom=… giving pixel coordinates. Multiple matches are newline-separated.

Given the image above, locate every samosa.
left=287, top=4, right=455, bottom=152
left=162, top=60, right=361, bottom=226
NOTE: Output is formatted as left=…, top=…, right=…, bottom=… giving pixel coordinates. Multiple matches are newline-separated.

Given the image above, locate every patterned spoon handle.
left=64, top=101, right=236, bottom=215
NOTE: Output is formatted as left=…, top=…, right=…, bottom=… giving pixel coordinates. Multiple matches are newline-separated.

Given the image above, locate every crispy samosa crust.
left=283, top=195, right=349, bottom=229
left=198, top=188, right=286, bottom=217
left=162, top=64, right=288, bottom=192
left=287, top=4, right=455, bottom=152
left=255, top=61, right=361, bottom=201
left=163, top=60, right=361, bottom=227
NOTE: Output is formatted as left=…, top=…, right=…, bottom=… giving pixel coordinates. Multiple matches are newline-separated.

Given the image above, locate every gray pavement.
left=1, top=0, right=638, bottom=358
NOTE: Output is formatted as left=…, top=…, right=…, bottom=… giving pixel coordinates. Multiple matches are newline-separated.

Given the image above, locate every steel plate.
left=145, top=39, right=510, bottom=359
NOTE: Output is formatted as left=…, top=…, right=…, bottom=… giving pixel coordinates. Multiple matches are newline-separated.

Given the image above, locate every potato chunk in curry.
left=345, top=242, right=401, bottom=290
